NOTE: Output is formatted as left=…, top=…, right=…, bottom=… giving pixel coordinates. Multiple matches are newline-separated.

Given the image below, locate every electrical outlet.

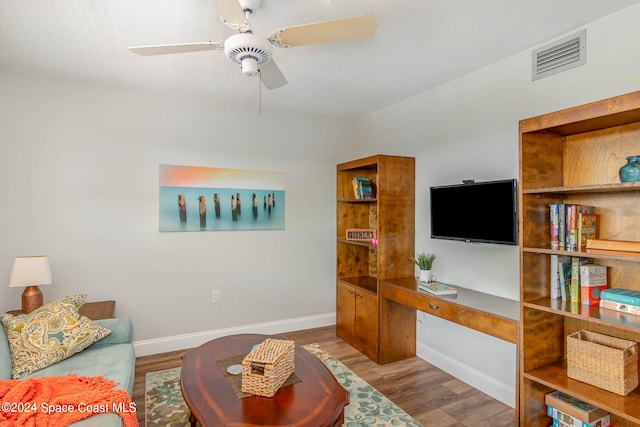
left=212, top=290, right=220, bottom=304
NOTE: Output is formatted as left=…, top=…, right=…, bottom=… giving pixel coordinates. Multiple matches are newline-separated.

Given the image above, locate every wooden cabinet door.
left=355, top=290, right=378, bottom=361
left=336, top=282, right=355, bottom=343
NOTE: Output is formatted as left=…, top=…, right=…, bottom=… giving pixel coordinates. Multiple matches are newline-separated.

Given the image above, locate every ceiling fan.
left=128, top=0, right=376, bottom=89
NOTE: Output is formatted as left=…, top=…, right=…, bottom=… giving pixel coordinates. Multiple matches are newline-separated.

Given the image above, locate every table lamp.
left=9, top=255, right=53, bottom=314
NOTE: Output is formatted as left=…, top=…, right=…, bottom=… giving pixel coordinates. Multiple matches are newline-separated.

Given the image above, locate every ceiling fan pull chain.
left=259, top=69, right=262, bottom=116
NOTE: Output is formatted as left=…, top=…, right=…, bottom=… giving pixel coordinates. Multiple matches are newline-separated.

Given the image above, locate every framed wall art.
left=159, top=165, right=285, bottom=231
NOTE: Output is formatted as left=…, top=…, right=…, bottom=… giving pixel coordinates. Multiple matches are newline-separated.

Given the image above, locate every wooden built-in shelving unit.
left=519, top=91, right=640, bottom=426
left=336, top=155, right=415, bottom=363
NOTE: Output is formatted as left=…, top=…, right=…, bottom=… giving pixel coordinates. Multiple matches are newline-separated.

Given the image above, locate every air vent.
left=532, top=29, right=586, bottom=80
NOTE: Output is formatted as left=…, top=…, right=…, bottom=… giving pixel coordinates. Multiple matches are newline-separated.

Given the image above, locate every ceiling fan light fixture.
left=240, top=56, right=259, bottom=76
left=225, top=33, right=272, bottom=62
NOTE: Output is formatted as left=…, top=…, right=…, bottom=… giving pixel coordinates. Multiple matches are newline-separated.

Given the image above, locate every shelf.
left=337, top=276, right=378, bottom=294
left=519, top=92, right=640, bottom=135
left=522, top=246, right=640, bottom=262
left=337, top=198, right=378, bottom=204
left=523, top=182, right=640, bottom=195
left=524, top=361, right=640, bottom=424
left=337, top=239, right=377, bottom=248
left=523, top=298, right=640, bottom=333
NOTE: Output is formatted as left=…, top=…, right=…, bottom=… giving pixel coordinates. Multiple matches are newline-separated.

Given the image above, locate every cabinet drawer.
left=421, top=297, right=458, bottom=322
left=457, top=309, right=517, bottom=344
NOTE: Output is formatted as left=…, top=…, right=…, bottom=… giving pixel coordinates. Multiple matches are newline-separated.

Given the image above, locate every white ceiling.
left=1, top=0, right=638, bottom=118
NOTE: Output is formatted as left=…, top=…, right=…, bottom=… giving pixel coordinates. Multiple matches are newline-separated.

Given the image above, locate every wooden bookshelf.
left=519, top=91, right=640, bottom=426
left=336, top=155, right=415, bottom=363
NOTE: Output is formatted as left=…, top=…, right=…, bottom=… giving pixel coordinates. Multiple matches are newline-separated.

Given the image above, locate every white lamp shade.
left=9, top=256, right=53, bottom=288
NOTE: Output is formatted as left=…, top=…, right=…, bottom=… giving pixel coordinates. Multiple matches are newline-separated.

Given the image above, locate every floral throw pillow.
left=0, top=294, right=111, bottom=379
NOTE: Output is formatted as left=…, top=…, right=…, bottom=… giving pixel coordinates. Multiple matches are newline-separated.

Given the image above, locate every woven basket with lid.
left=241, top=338, right=295, bottom=397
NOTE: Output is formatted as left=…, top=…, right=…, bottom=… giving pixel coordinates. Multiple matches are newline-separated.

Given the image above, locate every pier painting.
left=159, top=165, right=285, bottom=232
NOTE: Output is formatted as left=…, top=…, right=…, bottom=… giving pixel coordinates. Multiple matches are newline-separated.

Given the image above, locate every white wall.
left=355, top=4, right=640, bottom=407
left=0, top=71, right=356, bottom=352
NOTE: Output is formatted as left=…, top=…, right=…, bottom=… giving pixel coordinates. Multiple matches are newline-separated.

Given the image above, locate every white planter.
left=419, top=269, right=432, bottom=283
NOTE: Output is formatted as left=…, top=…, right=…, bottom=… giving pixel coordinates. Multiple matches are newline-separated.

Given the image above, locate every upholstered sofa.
left=0, top=313, right=136, bottom=426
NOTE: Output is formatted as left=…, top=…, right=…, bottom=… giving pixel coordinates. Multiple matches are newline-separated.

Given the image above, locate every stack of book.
left=599, top=288, right=640, bottom=316
left=417, top=281, right=457, bottom=296
left=352, top=177, right=374, bottom=199
left=545, top=391, right=610, bottom=427
left=550, top=256, right=608, bottom=305
left=549, top=204, right=597, bottom=252
left=579, top=264, right=608, bottom=306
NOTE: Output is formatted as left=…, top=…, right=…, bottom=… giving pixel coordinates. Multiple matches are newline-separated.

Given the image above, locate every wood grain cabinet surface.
left=519, top=90, right=640, bottom=426
left=336, top=155, right=415, bottom=364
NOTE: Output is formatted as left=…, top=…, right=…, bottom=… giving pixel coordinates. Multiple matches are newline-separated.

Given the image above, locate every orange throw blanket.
left=0, top=374, right=138, bottom=427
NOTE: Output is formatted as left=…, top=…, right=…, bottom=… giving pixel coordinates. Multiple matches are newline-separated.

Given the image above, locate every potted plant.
left=410, top=252, right=436, bottom=283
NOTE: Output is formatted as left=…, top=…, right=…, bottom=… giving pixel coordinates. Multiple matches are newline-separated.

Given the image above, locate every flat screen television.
left=430, top=179, right=518, bottom=245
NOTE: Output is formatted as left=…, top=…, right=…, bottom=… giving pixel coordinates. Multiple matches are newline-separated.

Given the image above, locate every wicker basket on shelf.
left=241, top=338, right=295, bottom=397
left=567, top=330, right=638, bottom=396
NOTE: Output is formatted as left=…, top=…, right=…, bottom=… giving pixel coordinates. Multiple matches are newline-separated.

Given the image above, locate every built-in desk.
left=378, top=277, right=519, bottom=364
left=379, top=277, right=520, bottom=417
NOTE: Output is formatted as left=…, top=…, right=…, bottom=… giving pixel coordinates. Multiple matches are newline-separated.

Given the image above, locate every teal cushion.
left=67, top=413, right=123, bottom=427
left=24, top=342, right=136, bottom=396
left=92, top=318, right=133, bottom=347
left=0, top=324, right=11, bottom=379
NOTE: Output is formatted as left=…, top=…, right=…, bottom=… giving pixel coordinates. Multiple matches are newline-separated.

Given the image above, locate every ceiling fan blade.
left=269, top=14, right=376, bottom=48
left=128, top=42, right=223, bottom=56
left=260, top=60, right=288, bottom=89
left=210, top=0, right=247, bottom=28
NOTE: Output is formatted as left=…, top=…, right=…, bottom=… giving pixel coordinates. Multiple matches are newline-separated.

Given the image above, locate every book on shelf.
left=360, top=180, right=373, bottom=199
left=550, top=255, right=569, bottom=299
left=579, top=264, right=607, bottom=287
left=418, top=281, right=457, bottom=296
left=558, top=259, right=572, bottom=301
left=600, top=288, right=640, bottom=306
left=581, top=285, right=607, bottom=306
left=579, top=264, right=607, bottom=306
left=578, top=213, right=598, bottom=252
left=352, top=177, right=373, bottom=200
left=558, top=203, right=566, bottom=250
left=550, top=255, right=560, bottom=299
left=548, top=204, right=595, bottom=251
left=570, top=257, right=588, bottom=303
left=547, top=405, right=610, bottom=427
left=550, top=416, right=610, bottom=427
left=599, top=298, right=640, bottom=316
left=586, top=239, right=640, bottom=253
left=567, top=205, right=578, bottom=252
left=352, top=177, right=361, bottom=199
left=550, top=203, right=560, bottom=250
left=545, top=391, right=609, bottom=423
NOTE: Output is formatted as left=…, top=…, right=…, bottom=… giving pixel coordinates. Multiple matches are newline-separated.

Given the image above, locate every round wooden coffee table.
left=180, top=334, right=349, bottom=427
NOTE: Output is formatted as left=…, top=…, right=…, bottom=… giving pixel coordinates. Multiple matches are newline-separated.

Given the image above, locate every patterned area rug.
left=145, top=343, right=422, bottom=427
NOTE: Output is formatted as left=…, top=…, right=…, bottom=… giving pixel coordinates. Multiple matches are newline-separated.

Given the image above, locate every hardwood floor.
left=133, top=325, right=515, bottom=426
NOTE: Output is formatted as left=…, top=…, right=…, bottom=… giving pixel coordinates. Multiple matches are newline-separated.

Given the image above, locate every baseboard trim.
left=133, top=313, right=336, bottom=357
left=416, top=341, right=516, bottom=408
